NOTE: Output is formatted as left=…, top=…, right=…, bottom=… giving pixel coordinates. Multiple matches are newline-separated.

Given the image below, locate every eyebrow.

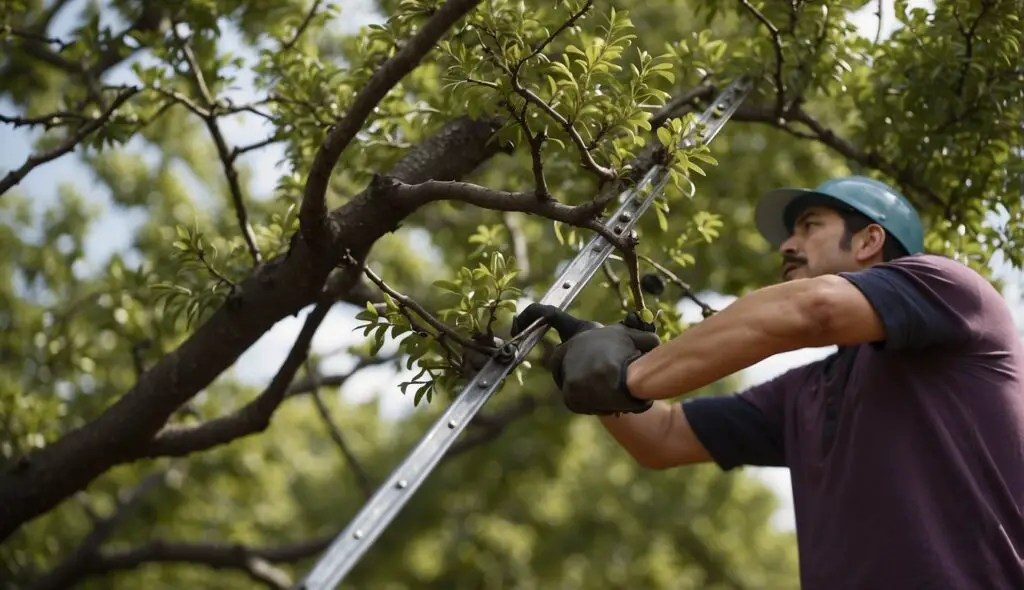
left=795, top=211, right=819, bottom=225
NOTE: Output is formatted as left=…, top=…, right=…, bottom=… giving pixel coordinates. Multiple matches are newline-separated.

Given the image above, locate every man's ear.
left=854, top=224, right=887, bottom=262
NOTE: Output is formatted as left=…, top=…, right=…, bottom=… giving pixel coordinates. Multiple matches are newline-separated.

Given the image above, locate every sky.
left=2, top=0, right=1019, bottom=533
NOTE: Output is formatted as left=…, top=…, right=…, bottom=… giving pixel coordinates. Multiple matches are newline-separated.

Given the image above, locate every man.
left=510, top=175, right=1024, bottom=590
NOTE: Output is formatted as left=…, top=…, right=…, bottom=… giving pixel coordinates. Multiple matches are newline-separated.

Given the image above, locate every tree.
left=0, top=0, right=1020, bottom=587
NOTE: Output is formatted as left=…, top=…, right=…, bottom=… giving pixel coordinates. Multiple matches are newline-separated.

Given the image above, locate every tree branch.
left=130, top=294, right=335, bottom=460
left=0, top=87, right=139, bottom=197
left=300, top=0, right=484, bottom=251
left=738, top=0, right=786, bottom=115
left=729, top=102, right=948, bottom=210
left=179, top=42, right=262, bottom=265
left=0, top=116, right=509, bottom=543
left=282, top=0, right=325, bottom=51
left=358, top=259, right=492, bottom=354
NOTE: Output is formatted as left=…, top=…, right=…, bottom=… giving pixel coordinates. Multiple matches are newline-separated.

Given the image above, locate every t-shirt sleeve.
left=837, top=254, right=992, bottom=352
left=681, top=368, right=798, bottom=471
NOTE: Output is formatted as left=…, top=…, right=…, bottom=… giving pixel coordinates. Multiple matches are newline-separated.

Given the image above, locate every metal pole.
left=294, top=75, right=754, bottom=590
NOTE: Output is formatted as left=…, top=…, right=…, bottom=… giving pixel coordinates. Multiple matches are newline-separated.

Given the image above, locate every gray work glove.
left=510, top=304, right=661, bottom=415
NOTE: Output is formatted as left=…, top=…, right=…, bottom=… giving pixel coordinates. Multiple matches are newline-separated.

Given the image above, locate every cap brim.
left=754, top=187, right=816, bottom=248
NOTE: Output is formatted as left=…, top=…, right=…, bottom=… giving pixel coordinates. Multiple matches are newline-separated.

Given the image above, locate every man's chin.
left=782, top=267, right=809, bottom=281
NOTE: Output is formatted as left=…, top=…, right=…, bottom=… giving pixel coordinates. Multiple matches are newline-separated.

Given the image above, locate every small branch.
left=301, top=0, right=485, bottom=251
left=0, top=25, right=76, bottom=52
left=729, top=102, right=948, bottom=211
left=513, top=0, right=594, bottom=76
left=873, top=0, right=884, bottom=45
left=282, top=0, right=324, bottom=51
left=634, top=254, right=717, bottom=317
left=181, top=43, right=262, bottom=265
left=358, top=260, right=492, bottom=354
left=304, top=361, right=374, bottom=499
left=233, top=135, right=283, bottom=158
left=505, top=101, right=550, bottom=199
left=133, top=296, right=335, bottom=459
left=738, top=0, right=786, bottom=115
left=0, top=111, right=89, bottom=129
left=512, top=84, right=617, bottom=181
left=0, top=87, right=139, bottom=197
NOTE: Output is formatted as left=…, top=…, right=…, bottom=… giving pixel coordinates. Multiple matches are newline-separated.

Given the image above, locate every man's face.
left=777, top=205, right=866, bottom=282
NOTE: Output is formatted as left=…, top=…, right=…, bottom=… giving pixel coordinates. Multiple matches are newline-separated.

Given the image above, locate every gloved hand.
left=510, top=303, right=661, bottom=415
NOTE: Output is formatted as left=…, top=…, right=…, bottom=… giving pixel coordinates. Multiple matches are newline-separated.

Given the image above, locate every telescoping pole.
left=294, top=75, right=754, bottom=590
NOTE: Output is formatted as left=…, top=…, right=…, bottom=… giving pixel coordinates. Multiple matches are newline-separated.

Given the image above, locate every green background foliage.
left=0, top=0, right=1020, bottom=587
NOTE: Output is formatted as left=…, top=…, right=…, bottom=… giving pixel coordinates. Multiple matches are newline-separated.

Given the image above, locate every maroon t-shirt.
left=683, top=254, right=1024, bottom=589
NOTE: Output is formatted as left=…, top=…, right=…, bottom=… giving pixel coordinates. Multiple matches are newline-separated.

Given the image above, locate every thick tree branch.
left=300, top=0, right=484, bottom=250
left=0, top=115, right=504, bottom=544
left=0, top=87, right=139, bottom=197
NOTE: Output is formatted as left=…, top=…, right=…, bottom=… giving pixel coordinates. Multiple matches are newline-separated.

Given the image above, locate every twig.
left=634, top=253, right=717, bottom=317
left=0, top=87, right=139, bottom=197
left=738, top=0, right=786, bottom=116
left=512, top=85, right=617, bottom=181
left=304, top=361, right=374, bottom=499
left=873, top=0, right=884, bottom=45
left=358, top=262, right=493, bottom=354
left=282, top=0, right=325, bottom=51
left=505, top=101, right=550, bottom=199
left=0, top=111, right=89, bottom=128
left=512, top=0, right=594, bottom=77
left=0, top=25, right=76, bottom=52
left=181, top=43, right=262, bottom=264
left=301, top=0, right=485, bottom=251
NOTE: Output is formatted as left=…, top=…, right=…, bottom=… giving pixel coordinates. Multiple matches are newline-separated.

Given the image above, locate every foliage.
left=0, top=0, right=1020, bottom=588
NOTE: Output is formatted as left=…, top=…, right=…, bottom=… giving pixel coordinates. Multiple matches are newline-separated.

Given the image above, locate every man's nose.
left=779, top=234, right=799, bottom=255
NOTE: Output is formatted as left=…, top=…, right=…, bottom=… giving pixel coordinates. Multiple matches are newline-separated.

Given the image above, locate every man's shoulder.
left=880, top=253, right=982, bottom=280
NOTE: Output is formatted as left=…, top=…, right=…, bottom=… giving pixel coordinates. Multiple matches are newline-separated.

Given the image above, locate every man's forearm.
left=598, top=401, right=708, bottom=468
left=625, top=277, right=836, bottom=401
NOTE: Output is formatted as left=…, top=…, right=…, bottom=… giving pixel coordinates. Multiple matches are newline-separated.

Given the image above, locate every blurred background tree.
left=0, top=0, right=1020, bottom=588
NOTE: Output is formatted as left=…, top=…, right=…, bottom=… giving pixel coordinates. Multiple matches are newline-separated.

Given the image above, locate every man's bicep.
left=680, top=395, right=786, bottom=470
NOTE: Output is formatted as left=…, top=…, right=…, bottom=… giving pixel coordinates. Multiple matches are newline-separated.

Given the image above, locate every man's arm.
left=625, top=274, right=882, bottom=401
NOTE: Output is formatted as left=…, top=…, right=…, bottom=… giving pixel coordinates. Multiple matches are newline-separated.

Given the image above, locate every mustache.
left=782, top=254, right=807, bottom=266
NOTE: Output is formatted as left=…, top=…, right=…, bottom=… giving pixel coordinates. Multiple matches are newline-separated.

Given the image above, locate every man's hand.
left=510, top=303, right=661, bottom=415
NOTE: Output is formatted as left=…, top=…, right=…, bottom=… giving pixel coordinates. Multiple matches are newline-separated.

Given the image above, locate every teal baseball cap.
left=754, top=175, right=925, bottom=255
